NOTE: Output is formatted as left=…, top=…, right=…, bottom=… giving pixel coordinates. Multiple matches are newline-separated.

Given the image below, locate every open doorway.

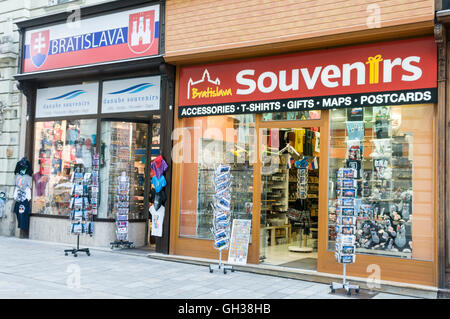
left=260, top=127, right=320, bottom=270
left=99, top=115, right=161, bottom=251
left=147, top=115, right=161, bottom=250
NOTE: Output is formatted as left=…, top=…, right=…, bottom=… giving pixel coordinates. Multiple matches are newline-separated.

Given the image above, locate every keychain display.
left=209, top=164, right=234, bottom=274
left=297, top=167, right=308, bottom=199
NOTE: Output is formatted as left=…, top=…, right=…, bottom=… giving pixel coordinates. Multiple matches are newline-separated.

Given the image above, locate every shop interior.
left=260, top=127, right=320, bottom=270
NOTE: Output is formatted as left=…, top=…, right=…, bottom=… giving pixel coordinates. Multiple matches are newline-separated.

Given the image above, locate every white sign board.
left=36, top=82, right=99, bottom=118
left=102, top=76, right=161, bottom=113
left=228, top=219, right=252, bottom=265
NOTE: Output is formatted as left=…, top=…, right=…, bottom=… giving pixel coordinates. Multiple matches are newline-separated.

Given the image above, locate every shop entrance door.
left=258, top=119, right=325, bottom=271
left=99, top=118, right=159, bottom=249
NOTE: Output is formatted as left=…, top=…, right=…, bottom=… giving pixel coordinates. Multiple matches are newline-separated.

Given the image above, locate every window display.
left=179, top=115, right=254, bottom=239
left=327, top=105, right=434, bottom=261
left=263, top=111, right=321, bottom=121
left=32, top=120, right=97, bottom=216
left=99, top=122, right=148, bottom=220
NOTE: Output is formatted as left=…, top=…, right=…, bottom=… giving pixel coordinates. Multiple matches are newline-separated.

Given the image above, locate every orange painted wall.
left=165, top=0, right=434, bottom=61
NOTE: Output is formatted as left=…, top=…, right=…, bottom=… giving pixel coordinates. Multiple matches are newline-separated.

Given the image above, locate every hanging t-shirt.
left=269, top=129, right=279, bottom=149
left=151, top=156, right=168, bottom=179
left=314, top=132, right=320, bottom=154
left=279, top=130, right=288, bottom=150
left=67, top=129, right=80, bottom=145
left=346, top=159, right=362, bottom=179
left=304, top=130, right=314, bottom=156
left=347, top=108, right=364, bottom=121
left=33, top=173, right=48, bottom=197
left=52, top=158, right=62, bottom=174
left=14, top=199, right=30, bottom=230
left=41, top=138, right=52, bottom=150
left=151, top=175, right=167, bottom=193
left=346, top=121, right=364, bottom=141
left=40, top=158, right=52, bottom=175
left=149, top=205, right=165, bottom=237
left=375, top=119, right=390, bottom=139
left=14, top=174, right=32, bottom=202
left=294, top=129, right=305, bottom=154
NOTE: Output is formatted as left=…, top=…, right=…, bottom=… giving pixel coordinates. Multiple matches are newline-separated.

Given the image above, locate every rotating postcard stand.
left=288, top=167, right=313, bottom=253
left=110, top=172, right=135, bottom=249
left=209, top=164, right=234, bottom=274
left=65, top=163, right=95, bottom=257
left=330, top=168, right=360, bottom=296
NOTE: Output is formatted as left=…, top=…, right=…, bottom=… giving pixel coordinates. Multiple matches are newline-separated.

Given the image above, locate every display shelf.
left=356, top=248, right=412, bottom=258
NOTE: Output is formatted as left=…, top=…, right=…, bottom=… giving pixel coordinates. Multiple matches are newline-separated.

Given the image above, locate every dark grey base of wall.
left=29, top=216, right=146, bottom=248
left=438, top=289, right=450, bottom=299
left=19, top=229, right=29, bottom=239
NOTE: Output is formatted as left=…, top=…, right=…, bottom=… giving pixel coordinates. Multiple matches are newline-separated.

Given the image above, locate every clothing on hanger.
left=294, top=128, right=305, bottom=154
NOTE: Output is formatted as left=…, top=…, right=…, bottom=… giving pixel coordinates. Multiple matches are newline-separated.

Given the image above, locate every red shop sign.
left=178, top=36, right=437, bottom=118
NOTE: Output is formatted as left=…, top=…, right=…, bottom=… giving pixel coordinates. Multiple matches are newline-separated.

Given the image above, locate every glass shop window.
left=327, top=105, right=434, bottom=261
left=263, top=110, right=321, bottom=121
left=98, top=122, right=148, bottom=219
left=32, top=119, right=97, bottom=216
left=177, top=115, right=255, bottom=239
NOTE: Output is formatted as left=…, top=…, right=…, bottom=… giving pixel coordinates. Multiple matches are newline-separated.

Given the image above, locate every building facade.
left=12, top=0, right=173, bottom=253
left=165, top=0, right=446, bottom=293
left=0, top=0, right=110, bottom=237
left=3, top=0, right=450, bottom=296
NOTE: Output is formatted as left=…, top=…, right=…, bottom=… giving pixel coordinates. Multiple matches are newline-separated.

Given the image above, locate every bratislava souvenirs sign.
left=178, top=37, right=437, bottom=118
left=23, top=4, right=160, bottom=73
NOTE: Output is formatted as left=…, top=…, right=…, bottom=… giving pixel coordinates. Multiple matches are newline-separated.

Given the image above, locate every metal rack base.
left=330, top=263, right=360, bottom=296
left=208, top=250, right=235, bottom=274
left=64, top=234, right=90, bottom=257
left=110, top=240, right=135, bottom=249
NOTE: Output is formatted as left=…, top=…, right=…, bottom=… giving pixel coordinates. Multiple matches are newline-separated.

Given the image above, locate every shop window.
left=177, top=115, right=255, bottom=239
left=32, top=119, right=97, bottom=216
left=98, top=122, right=148, bottom=220
left=327, top=105, right=434, bottom=261
left=263, top=110, right=321, bottom=121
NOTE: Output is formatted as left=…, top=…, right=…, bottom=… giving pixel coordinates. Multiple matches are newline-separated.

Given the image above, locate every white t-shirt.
left=149, top=205, right=165, bottom=237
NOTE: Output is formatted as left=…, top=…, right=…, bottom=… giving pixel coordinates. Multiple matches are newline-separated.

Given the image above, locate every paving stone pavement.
left=0, top=236, right=419, bottom=299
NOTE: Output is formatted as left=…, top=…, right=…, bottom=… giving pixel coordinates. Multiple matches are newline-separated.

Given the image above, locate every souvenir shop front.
left=15, top=0, right=174, bottom=252
left=170, top=36, right=439, bottom=286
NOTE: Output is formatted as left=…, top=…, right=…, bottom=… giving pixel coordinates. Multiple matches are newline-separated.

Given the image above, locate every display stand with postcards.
left=64, top=154, right=98, bottom=257
left=330, top=168, right=360, bottom=295
left=209, top=164, right=235, bottom=274
left=110, top=172, right=135, bottom=249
